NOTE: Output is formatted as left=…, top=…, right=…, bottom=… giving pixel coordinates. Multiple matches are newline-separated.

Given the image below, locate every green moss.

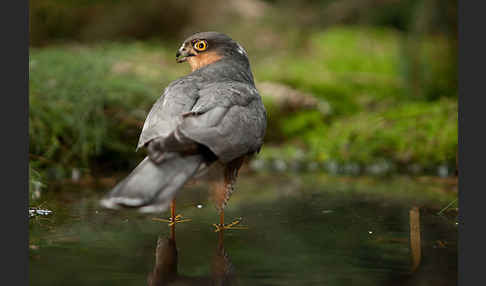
left=261, top=98, right=457, bottom=170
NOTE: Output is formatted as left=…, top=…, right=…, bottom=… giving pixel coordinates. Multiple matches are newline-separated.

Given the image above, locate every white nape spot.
left=236, top=42, right=247, bottom=56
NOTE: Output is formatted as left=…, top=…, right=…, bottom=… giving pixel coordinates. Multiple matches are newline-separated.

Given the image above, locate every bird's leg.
left=213, top=211, right=248, bottom=232
left=170, top=222, right=176, bottom=241
left=152, top=199, right=191, bottom=226
left=211, top=158, right=247, bottom=232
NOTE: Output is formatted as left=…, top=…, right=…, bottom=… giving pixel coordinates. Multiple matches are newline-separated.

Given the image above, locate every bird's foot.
left=152, top=214, right=192, bottom=226
left=213, top=218, right=248, bottom=232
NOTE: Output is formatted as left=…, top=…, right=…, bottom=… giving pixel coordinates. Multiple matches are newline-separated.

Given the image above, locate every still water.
left=29, top=173, right=457, bottom=286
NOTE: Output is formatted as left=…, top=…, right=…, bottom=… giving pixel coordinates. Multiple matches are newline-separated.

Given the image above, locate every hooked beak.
left=176, top=46, right=195, bottom=63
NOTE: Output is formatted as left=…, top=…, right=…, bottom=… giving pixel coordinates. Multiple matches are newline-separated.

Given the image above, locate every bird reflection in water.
left=147, top=224, right=236, bottom=286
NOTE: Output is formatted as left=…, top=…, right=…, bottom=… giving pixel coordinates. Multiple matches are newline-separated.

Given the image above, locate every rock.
left=257, top=82, right=331, bottom=115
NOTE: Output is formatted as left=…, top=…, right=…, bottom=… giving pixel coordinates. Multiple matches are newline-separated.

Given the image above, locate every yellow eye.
left=193, top=40, right=208, bottom=51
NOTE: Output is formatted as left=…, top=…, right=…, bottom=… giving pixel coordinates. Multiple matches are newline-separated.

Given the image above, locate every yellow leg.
left=213, top=211, right=248, bottom=232
left=152, top=199, right=191, bottom=226
left=170, top=222, right=175, bottom=241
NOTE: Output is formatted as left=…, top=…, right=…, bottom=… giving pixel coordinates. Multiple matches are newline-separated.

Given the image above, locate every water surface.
left=29, top=174, right=458, bottom=286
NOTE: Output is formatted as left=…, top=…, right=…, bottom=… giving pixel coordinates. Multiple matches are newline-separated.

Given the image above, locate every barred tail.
left=100, top=153, right=204, bottom=213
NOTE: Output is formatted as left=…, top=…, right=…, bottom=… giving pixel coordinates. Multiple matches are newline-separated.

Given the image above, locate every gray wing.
left=174, top=81, right=267, bottom=163
left=137, top=77, right=200, bottom=150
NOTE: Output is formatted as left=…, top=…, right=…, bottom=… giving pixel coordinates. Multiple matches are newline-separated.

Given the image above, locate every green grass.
left=29, top=43, right=189, bottom=190
left=318, top=98, right=457, bottom=167
left=29, top=42, right=186, bottom=180
left=255, top=27, right=457, bottom=172
left=29, top=26, right=457, bottom=192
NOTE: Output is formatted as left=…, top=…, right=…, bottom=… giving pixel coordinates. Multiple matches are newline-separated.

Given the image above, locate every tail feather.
left=100, top=153, right=204, bottom=213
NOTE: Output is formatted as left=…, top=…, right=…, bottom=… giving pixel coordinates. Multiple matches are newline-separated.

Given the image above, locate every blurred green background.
left=29, top=0, right=458, bottom=201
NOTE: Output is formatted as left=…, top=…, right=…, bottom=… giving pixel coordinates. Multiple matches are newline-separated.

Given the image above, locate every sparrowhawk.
left=101, top=32, right=267, bottom=231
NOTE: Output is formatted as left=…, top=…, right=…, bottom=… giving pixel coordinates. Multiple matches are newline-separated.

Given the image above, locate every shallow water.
left=29, top=174, right=457, bottom=286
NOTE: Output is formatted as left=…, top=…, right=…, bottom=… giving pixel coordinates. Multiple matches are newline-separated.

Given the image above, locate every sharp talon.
left=213, top=224, right=224, bottom=233
left=152, top=215, right=191, bottom=226
left=212, top=218, right=248, bottom=232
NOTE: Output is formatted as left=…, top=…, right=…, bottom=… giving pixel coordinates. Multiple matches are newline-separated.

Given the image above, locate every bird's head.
left=176, top=31, right=249, bottom=72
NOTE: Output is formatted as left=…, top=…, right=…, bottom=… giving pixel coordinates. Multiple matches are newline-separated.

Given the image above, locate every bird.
left=100, top=32, right=267, bottom=231
left=147, top=223, right=235, bottom=286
